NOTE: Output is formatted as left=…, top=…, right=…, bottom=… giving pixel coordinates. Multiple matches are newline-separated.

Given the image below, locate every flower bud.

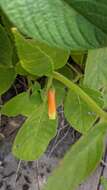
left=48, top=88, right=56, bottom=120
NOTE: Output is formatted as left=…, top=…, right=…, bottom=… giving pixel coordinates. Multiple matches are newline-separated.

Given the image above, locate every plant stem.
left=53, top=71, right=107, bottom=121
left=67, top=62, right=81, bottom=76
left=43, top=76, right=53, bottom=102
left=46, top=76, right=53, bottom=91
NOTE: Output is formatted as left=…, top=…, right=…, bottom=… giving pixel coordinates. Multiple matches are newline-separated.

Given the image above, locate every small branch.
left=48, top=126, right=70, bottom=158
left=67, top=62, right=81, bottom=76
left=14, top=160, right=22, bottom=188
left=35, top=161, right=41, bottom=190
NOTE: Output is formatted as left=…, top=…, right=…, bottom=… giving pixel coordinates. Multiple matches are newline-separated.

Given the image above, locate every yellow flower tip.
left=48, top=112, right=56, bottom=120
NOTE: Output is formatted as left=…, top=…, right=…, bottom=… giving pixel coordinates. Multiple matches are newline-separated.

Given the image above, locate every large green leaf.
left=64, top=87, right=103, bottom=133
left=12, top=103, right=57, bottom=160
left=65, top=0, right=107, bottom=35
left=1, top=91, right=42, bottom=117
left=84, top=48, right=107, bottom=90
left=12, top=29, right=53, bottom=76
left=84, top=48, right=107, bottom=108
left=44, top=122, right=107, bottom=190
left=0, top=24, right=13, bottom=67
left=13, top=29, right=69, bottom=70
left=1, top=0, right=107, bottom=50
left=31, top=39, right=69, bottom=69
left=0, top=67, right=16, bottom=95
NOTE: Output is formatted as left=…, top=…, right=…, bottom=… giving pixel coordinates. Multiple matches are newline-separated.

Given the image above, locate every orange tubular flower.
left=48, top=88, right=56, bottom=120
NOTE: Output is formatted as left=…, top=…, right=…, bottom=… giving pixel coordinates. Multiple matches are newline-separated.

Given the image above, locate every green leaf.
left=0, top=67, right=16, bottom=95
left=44, top=122, right=107, bottom=190
left=84, top=48, right=107, bottom=108
left=71, top=51, right=86, bottom=65
left=15, top=62, right=29, bottom=76
left=58, top=65, right=74, bottom=80
left=31, top=39, right=69, bottom=69
left=101, top=177, right=107, bottom=190
left=1, top=0, right=107, bottom=50
left=64, top=87, right=103, bottom=133
left=12, top=29, right=53, bottom=76
left=65, top=0, right=107, bottom=36
left=0, top=24, right=13, bottom=67
left=1, top=9, right=14, bottom=42
left=1, top=91, right=42, bottom=117
left=12, top=103, right=57, bottom=160
left=84, top=48, right=107, bottom=90
left=14, top=30, right=69, bottom=71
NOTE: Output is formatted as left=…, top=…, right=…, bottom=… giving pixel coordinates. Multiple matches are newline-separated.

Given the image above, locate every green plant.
left=0, top=0, right=107, bottom=190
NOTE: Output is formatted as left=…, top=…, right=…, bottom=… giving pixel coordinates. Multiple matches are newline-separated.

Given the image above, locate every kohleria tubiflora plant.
left=0, top=0, right=107, bottom=190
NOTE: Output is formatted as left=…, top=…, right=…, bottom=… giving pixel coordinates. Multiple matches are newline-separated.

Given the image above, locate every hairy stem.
left=53, top=71, right=107, bottom=121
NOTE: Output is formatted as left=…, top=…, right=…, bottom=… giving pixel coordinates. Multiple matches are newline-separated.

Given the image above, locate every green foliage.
left=64, top=87, right=103, bottom=133
left=1, top=0, right=107, bottom=50
left=0, top=24, right=13, bottom=67
left=0, top=67, right=16, bottom=95
left=84, top=48, right=107, bottom=90
left=1, top=90, right=42, bottom=117
left=12, top=29, right=69, bottom=74
left=1, top=1, right=107, bottom=190
left=65, top=0, right=107, bottom=36
left=15, top=62, right=29, bottom=76
left=13, top=103, right=57, bottom=160
left=44, top=122, right=107, bottom=190
left=12, top=29, right=53, bottom=76
left=30, top=40, right=70, bottom=70
left=84, top=48, right=107, bottom=109
left=58, top=65, right=74, bottom=80
left=71, top=51, right=86, bottom=65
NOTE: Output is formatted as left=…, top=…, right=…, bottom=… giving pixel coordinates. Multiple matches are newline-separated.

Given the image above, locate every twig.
left=67, top=62, right=81, bottom=76
left=14, top=160, right=22, bottom=188
left=35, top=160, right=40, bottom=190
left=47, top=126, right=70, bottom=158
